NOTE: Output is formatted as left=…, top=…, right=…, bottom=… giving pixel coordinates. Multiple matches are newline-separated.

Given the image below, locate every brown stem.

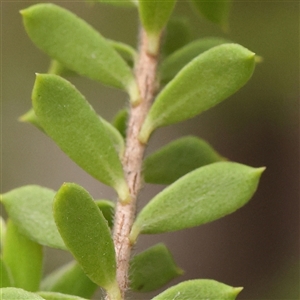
left=112, top=29, right=160, bottom=299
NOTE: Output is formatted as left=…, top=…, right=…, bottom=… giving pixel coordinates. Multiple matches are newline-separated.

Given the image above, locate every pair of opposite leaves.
left=22, top=4, right=256, bottom=199
left=1, top=159, right=264, bottom=294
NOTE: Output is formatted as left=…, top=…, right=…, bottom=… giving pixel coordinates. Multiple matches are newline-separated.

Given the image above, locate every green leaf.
left=0, top=258, right=14, bottom=288
left=37, top=291, right=89, bottom=300
left=40, top=261, right=97, bottom=299
left=0, top=185, right=65, bottom=250
left=143, top=136, right=224, bottom=184
left=190, top=0, right=232, bottom=31
left=20, top=108, right=125, bottom=158
left=99, top=117, right=125, bottom=157
left=0, top=216, right=7, bottom=252
left=47, top=40, right=136, bottom=76
left=53, top=183, right=119, bottom=295
left=160, top=37, right=229, bottom=83
left=21, top=3, right=139, bottom=102
left=19, top=108, right=45, bottom=133
left=32, top=74, right=129, bottom=202
left=2, top=220, right=43, bottom=291
left=138, top=0, right=177, bottom=54
left=151, top=279, right=242, bottom=300
left=48, top=60, right=77, bottom=77
left=130, top=162, right=264, bottom=240
left=112, top=108, right=129, bottom=138
left=139, top=44, right=256, bottom=143
left=0, top=288, right=45, bottom=300
left=107, top=39, right=137, bottom=67
left=95, top=200, right=115, bottom=228
left=162, top=16, right=192, bottom=57
left=129, top=243, right=183, bottom=292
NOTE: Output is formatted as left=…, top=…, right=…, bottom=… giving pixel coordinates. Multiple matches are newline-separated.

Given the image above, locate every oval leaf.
left=20, top=108, right=125, bottom=158
left=21, top=3, right=139, bottom=101
left=138, top=0, right=177, bottom=54
left=139, top=0, right=176, bottom=34
left=32, top=74, right=129, bottom=202
left=2, top=220, right=43, bottom=291
left=37, top=292, right=90, bottom=300
left=53, top=183, right=118, bottom=293
left=139, top=44, right=255, bottom=143
left=162, top=16, right=192, bottom=57
left=99, top=117, right=125, bottom=158
left=0, top=288, right=45, bottom=300
left=40, top=261, right=97, bottom=299
left=48, top=40, right=136, bottom=76
left=151, top=279, right=242, bottom=300
left=0, top=185, right=65, bottom=250
left=160, top=37, right=229, bottom=83
left=190, top=0, right=232, bottom=30
left=143, top=136, right=224, bottom=184
left=130, top=162, right=264, bottom=239
left=129, top=243, right=183, bottom=292
left=107, top=39, right=137, bottom=67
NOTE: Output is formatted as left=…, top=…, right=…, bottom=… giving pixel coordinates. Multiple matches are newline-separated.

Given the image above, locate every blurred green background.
left=2, top=1, right=299, bottom=299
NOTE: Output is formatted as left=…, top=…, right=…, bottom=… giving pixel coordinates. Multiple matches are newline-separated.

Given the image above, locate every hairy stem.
left=112, top=29, right=160, bottom=299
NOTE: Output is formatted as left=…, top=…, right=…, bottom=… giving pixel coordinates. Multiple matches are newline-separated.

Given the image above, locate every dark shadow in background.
left=2, top=1, right=299, bottom=299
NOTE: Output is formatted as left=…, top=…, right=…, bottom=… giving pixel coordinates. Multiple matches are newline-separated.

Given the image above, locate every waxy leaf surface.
left=41, top=261, right=97, bottom=299
left=53, top=183, right=117, bottom=291
left=21, top=3, right=138, bottom=97
left=32, top=74, right=129, bottom=201
left=0, top=288, right=45, bottom=300
left=139, top=44, right=255, bottom=143
left=0, top=185, right=65, bottom=249
left=130, top=243, right=182, bottom=292
left=160, top=37, right=229, bottom=83
left=37, top=292, right=89, bottom=300
left=143, top=136, right=223, bottom=184
left=139, top=0, right=176, bottom=36
left=191, top=0, right=231, bottom=30
left=2, top=220, right=43, bottom=291
left=152, top=279, right=242, bottom=300
left=131, top=162, right=264, bottom=238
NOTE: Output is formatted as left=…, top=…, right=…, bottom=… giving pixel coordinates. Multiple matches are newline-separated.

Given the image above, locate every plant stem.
left=112, top=28, right=160, bottom=299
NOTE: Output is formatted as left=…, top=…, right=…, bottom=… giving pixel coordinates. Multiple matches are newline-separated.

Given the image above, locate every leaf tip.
left=232, top=286, right=244, bottom=297
left=255, top=166, right=266, bottom=176
left=19, top=9, right=26, bottom=16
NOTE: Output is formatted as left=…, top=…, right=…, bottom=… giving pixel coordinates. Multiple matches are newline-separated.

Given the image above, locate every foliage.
left=1, top=1, right=264, bottom=300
